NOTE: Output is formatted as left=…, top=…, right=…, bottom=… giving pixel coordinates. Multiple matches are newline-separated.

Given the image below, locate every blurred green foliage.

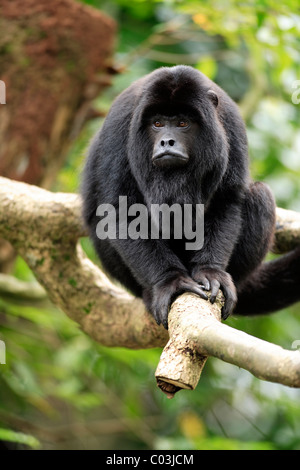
left=1, top=0, right=300, bottom=450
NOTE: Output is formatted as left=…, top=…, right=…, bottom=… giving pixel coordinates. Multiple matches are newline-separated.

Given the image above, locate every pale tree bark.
left=0, top=176, right=300, bottom=397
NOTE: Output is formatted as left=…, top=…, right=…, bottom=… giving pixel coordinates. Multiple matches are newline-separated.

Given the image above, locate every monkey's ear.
left=207, top=89, right=219, bottom=107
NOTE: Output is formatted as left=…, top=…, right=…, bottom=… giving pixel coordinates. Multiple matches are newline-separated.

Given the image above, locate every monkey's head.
left=129, top=66, right=228, bottom=172
left=127, top=66, right=230, bottom=204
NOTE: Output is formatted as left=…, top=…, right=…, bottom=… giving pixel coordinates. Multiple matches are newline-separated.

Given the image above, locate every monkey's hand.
left=143, top=271, right=209, bottom=329
left=191, top=266, right=237, bottom=319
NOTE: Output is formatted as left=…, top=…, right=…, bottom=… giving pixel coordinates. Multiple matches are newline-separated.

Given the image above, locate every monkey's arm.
left=190, top=190, right=243, bottom=318
left=109, top=232, right=208, bottom=328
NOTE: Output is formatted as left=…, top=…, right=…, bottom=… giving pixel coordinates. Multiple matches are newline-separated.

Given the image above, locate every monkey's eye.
left=153, top=121, right=164, bottom=128
left=178, top=120, right=189, bottom=128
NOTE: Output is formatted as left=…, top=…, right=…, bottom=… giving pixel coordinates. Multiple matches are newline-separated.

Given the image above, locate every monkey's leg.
left=227, top=181, right=276, bottom=287
left=227, top=181, right=300, bottom=315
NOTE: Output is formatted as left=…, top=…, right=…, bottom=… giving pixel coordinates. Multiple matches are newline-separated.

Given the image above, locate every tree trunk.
left=0, top=0, right=116, bottom=271
left=0, top=0, right=116, bottom=187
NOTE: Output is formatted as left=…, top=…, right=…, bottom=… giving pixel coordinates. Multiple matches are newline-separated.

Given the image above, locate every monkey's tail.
left=235, top=247, right=300, bottom=315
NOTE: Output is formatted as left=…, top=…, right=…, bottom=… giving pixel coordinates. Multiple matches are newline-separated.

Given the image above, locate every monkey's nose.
left=160, top=138, right=175, bottom=147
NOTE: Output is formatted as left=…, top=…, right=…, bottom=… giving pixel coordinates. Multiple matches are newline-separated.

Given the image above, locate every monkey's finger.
left=162, top=315, right=169, bottom=330
left=220, top=285, right=237, bottom=319
left=153, top=302, right=168, bottom=329
left=157, top=309, right=168, bottom=329
left=181, top=281, right=209, bottom=301
left=159, top=300, right=170, bottom=329
left=210, top=279, right=220, bottom=303
left=153, top=309, right=161, bottom=326
left=221, top=303, right=233, bottom=320
left=195, top=275, right=210, bottom=291
left=201, top=278, right=210, bottom=291
left=222, top=297, right=236, bottom=318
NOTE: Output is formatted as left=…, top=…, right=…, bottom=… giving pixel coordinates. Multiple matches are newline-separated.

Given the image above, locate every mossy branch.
left=0, top=176, right=300, bottom=396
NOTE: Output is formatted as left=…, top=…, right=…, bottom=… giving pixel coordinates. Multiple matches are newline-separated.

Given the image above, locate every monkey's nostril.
left=169, top=140, right=175, bottom=146
left=161, top=140, right=165, bottom=146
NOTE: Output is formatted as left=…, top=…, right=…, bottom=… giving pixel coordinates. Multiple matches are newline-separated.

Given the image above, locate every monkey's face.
left=149, top=115, right=199, bottom=169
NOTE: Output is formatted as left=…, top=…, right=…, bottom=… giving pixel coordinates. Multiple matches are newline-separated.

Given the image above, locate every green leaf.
left=0, top=428, right=40, bottom=449
left=195, top=55, right=217, bottom=80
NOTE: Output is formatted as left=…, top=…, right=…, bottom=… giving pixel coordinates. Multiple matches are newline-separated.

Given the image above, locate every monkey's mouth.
left=152, top=152, right=189, bottom=168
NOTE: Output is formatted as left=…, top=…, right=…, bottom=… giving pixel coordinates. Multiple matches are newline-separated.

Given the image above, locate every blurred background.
left=0, top=0, right=300, bottom=450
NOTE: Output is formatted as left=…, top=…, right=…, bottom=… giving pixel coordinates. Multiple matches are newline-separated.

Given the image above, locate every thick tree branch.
left=0, top=273, right=47, bottom=303
left=0, top=176, right=300, bottom=395
left=275, top=207, right=300, bottom=253
left=0, top=177, right=168, bottom=349
left=156, top=293, right=300, bottom=397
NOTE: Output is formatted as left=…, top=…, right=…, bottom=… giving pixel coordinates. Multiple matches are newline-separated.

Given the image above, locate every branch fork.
left=1, top=176, right=300, bottom=395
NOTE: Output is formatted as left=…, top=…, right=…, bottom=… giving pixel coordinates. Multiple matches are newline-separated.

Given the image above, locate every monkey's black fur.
left=82, top=65, right=299, bottom=328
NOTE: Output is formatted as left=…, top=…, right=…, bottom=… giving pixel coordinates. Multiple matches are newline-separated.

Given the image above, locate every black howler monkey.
left=82, top=65, right=300, bottom=329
